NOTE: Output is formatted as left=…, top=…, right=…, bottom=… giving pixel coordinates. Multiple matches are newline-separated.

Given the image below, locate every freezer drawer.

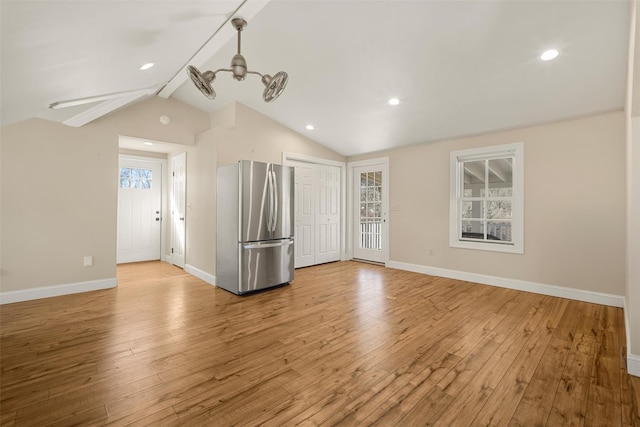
left=239, top=239, right=294, bottom=294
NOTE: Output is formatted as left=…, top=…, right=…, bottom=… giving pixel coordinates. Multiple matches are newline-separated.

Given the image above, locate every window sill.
left=450, top=240, right=523, bottom=254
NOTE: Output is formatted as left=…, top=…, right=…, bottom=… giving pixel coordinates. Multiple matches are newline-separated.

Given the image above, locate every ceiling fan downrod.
left=230, top=18, right=247, bottom=81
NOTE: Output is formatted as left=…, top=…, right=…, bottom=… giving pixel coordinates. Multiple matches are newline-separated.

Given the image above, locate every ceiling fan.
left=46, top=10, right=281, bottom=127
left=187, top=17, right=288, bottom=102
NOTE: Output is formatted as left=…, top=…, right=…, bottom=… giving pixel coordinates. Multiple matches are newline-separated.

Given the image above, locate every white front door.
left=117, top=158, right=162, bottom=263
left=316, top=165, right=341, bottom=264
left=352, top=163, right=388, bottom=264
left=171, top=152, right=186, bottom=268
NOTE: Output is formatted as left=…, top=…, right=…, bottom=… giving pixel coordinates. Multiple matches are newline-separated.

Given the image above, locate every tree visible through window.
left=120, top=167, right=152, bottom=189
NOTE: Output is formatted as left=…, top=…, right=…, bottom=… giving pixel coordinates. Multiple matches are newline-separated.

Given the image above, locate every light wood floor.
left=1, top=261, right=639, bottom=426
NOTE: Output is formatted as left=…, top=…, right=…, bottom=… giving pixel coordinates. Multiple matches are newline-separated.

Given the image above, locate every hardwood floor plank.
left=586, top=381, right=622, bottom=427
left=511, top=301, right=582, bottom=425
left=277, top=365, right=390, bottom=426
left=396, top=385, right=455, bottom=426
left=470, top=297, right=566, bottom=426
left=126, top=406, right=180, bottom=427
left=0, top=260, right=636, bottom=426
left=628, top=374, right=640, bottom=425
left=546, top=392, right=588, bottom=426
left=359, top=352, right=461, bottom=425
left=435, top=295, right=554, bottom=424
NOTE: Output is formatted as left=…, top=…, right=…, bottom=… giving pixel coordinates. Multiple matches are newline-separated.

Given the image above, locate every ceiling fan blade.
left=49, top=84, right=165, bottom=109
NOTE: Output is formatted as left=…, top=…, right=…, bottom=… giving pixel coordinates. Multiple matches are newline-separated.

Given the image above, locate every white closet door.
left=316, top=165, right=340, bottom=264
left=293, top=162, right=315, bottom=268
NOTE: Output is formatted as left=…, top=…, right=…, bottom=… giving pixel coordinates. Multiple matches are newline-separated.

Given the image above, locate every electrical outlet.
left=83, top=256, right=93, bottom=267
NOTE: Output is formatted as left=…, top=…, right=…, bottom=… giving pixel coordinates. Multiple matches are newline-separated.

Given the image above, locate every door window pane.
left=120, top=167, right=152, bottom=189
left=359, top=170, right=383, bottom=250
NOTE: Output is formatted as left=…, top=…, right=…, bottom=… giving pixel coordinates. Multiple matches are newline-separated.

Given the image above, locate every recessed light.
left=140, top=62, right=154, bottom=71
left=144, top=142, right=154, bottom=146
left=388, top=98, right=400, bottom=106
left=540, top=49, right=559, bottom=61
left=305, top=124, right=314, bottom=130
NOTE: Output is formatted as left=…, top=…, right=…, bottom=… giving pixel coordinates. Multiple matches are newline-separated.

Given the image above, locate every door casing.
left=117, top=154, right=167, bottom=263
left=348, top=157, right=390, bottom=265
left=283, top=152, right=347, bottom=267
left=171, top=152, right=187, bottom=268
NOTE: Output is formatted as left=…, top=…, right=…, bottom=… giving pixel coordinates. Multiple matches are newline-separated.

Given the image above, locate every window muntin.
left=450, top=143, right=523, bottom=254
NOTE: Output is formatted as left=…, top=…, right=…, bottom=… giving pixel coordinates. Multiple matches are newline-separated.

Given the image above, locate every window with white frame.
left=449, top=142, right=524, bottom=254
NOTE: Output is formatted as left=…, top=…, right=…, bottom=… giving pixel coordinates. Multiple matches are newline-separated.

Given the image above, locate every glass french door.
left=353, top=163, right=387, bottom=263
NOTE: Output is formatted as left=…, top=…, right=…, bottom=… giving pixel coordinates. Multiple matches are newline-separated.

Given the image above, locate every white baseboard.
left=628, top=353, right=640, bottom=377
left=184, top=264, right=216, bottom=286
left=623, top=298, right=640, bottom=377
left=0, top=278, right=117, bottom=305
left=387, top=261, right=624, bottom=308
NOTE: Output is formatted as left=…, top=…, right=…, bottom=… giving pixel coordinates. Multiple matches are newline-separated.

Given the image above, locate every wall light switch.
left=83, top=256, right=93, bottom=267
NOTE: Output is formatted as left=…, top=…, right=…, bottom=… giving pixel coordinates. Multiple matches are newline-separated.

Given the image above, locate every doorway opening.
left=117, top=136, right=186, bottom=268
left=349, top=157, right=389, bottom=265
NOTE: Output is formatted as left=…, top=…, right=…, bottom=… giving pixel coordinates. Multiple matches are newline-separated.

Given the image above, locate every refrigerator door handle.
left=243, top=239, right=293, bottom=250
left=271, top=170, right=278, bottom=232
left=266, top=168, right=273, bottom=233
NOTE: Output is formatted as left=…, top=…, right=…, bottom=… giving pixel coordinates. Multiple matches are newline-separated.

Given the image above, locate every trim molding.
left=387, top=260, right=624, bottom=308
left=0, top=278, right=117, bottom=305
left=628, top=353, right=640, bottom=377
left=185, top=264, right=216, bottom=286
left=624, top=297, right=640, bottom=377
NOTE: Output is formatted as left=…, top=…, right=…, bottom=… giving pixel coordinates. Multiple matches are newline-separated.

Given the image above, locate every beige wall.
left=184, top=129, right=217, bottom=275
left=0, top=97, right=209, bottom=293
left=350, top=111, right=626, bottom=295
left=1, top=119, right=118, bottom=291
left=216, top=103, right=345, bottom=167
left=183, top=102, right=346, bottom=277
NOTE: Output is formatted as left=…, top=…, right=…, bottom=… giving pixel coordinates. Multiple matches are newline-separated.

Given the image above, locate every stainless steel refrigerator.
left=216, top=160, right=294, bottom=295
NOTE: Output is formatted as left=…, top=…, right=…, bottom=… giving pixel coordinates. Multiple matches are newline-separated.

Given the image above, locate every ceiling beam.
left=62, top=91, right=154, bottom=127
left=464, top=162, right=485, bottom=183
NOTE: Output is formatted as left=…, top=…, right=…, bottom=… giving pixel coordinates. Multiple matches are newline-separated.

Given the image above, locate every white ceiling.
left=0, top=1, right=631, bottom=157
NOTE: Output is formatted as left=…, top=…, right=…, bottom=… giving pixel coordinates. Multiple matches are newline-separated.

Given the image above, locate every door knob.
left=180, top=217, right=185, bottom=221
left=155, top=218, right=160, bottom=221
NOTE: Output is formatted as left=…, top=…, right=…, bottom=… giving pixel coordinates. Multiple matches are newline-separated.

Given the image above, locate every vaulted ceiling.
left=0, top=1, right=631, bottom=156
